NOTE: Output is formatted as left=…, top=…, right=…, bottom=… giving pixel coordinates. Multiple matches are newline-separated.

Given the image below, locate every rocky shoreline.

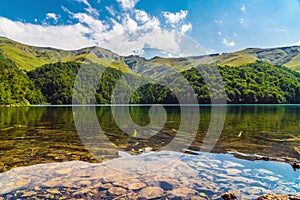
left=1, top=150, right=299, bottom=200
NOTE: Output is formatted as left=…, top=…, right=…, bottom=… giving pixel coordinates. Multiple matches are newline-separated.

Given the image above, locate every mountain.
left=0, top=36, right=129, bottom=72
left=199, top=46, right=300, bottom=70
left=1, top=36, right=300, bottom=76
left=1, top=36, right=300, bottom=105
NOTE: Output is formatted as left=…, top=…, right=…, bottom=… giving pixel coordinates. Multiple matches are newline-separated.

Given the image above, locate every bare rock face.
left=257, top=194, right=300, bottom=200
left=138, top=186, right=164, bottom=199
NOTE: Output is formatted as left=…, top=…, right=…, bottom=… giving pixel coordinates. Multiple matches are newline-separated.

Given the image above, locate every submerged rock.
left=170, top=187, right=198, bottom=198
left=138, top=186, right=164, bottom=199
left=128, top=181, right=146, bottom=190
left=221, top=192, right=237, bottom=200
left=108, top=186, right=127, bottom=196
left=257, top=194, right=300, bottom=200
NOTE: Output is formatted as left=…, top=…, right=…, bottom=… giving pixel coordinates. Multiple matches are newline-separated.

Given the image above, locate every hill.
left=1, top=36, right=300, bottom=105
left=0, top=52, right=44, bottom=105
left=2, top=36, right=300, bottom=75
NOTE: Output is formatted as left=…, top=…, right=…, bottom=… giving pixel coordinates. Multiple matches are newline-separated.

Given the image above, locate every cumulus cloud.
left=162, top=10, right=188, bottom=27
left=46, top=13, right=59, bottom=23
left=0, top=1, right=198, bottom=57
left=181, top=23, right=192, bottom=34
left=222, top=38, right=236, bottom=47
left=135, top=9, right=150, bottom=23
left=116, top=0, right=139, bottom=10
left=0, top=17, right=93, bottom=50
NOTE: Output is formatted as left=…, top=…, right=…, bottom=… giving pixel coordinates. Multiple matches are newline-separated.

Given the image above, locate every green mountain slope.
left=0, top=37, right=129, bottom=72
left=1, top=36, right=300, bottom=105
left=1, top=36, right=300, bottom=75
left=200, top=46, right=300, bottom=70
left=0, top=52, right=45, bottom=105
left=26, top=60, right=300, bottom=104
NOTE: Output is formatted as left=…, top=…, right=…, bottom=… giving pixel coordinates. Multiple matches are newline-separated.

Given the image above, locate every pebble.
left=128, top=181, right=146, bottom=190
left=15, top=179, right=30, bottom=187
left=47, top=188, right=60, bottom=194
left=21, top=191, right=36, bottom=197
left=108, top=186, right=127, bottom=196
left=170, top=187, right=198, bottom=198
left=56, top=168, right=72, bottom=175
left=138, top=186, right=164, bottom=199
left=78, top=181, right=91, bottom=187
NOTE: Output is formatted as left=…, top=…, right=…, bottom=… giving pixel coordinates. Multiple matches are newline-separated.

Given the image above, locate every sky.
left=1, top=0, right=300, bottom=57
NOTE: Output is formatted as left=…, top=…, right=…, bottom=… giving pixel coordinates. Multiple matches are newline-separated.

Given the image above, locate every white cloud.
left=73, top=13, right=108, bottom=33
left=214, top=19, right=224, bottom=25
left=241, top=4, right=246, bottom=13
left=222, top=38, right=236, bottom=47
left=116, top=0, right=139, bottom=10
left=277, top=28, right=287, bottom=32
left=218, top=31, right=222, bottom=35
left=123, top=14, right=138, bottom=33
left=181, top=23, right=192, bottom=34
left=106, top=6, right=116, bottom=16
left=135, top=9, right=150, bottom=23
left=207, top=49, right=216, bottom=54
left=0, top=17, right=93, bottom=50
left=290, top=41, right=300, bottom=46
left=0, top=3, right=198, bottom=58
left=76, top=0, right=99, bottom=16
left=162, top=10, right=188, bottom=27
left=239, top=18, right=245, bottom=24
left=46, top=13, right=59, bottom=23
left=61, top=6, right=73, bottom=15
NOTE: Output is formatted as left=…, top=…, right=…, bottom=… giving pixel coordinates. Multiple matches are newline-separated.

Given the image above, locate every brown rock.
left=221, top=192, right=237, bottom=200
left=257, top=194, right=300, bottom=200
left=15, top=179, right=30, bottom=187
left=138, top=186, right=164, bottom=199
left=22, top=191, right=36, bottom=197
left=78, top=181, right=91, bottom=187
left=56, top=168, right=72, bottom=175
left=128, top=181, right=146, bottom=190
left=113, top=180, right=129, bottom=188
left=94, top=182, right=112, bottom=190
left=170, top=187, right=197, bottom=198
left=108, top=186, right=127, bottom=196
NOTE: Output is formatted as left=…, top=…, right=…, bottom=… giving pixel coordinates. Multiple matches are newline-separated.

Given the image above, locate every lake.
left=0, top=105, right=300, bottom=199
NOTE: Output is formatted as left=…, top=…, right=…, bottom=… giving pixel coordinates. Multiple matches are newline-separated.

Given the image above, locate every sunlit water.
left=0, top=105, right=300, bottom=199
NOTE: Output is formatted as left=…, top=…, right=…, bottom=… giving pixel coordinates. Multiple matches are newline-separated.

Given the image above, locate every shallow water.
left=0, top=105, right=300, bottom=199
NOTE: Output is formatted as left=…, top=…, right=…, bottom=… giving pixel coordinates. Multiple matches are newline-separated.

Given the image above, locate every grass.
left=0, top=44, right=52, bottom=71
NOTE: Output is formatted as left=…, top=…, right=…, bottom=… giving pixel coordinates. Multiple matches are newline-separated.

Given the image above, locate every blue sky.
left=0, top=0, right=300, bottom=56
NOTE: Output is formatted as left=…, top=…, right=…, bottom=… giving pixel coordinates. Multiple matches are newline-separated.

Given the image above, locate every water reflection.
left=1, top=106, right=300, bottom=173
left=1, top=105, right=300, bottom=198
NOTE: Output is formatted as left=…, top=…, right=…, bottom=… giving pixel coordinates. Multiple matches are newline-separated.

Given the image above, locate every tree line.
left=1, top=55, right=300, bottom=105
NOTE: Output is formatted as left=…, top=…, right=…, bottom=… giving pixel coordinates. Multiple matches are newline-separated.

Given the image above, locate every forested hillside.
left=26, top=61, right=300, bottom=105
left=2, top=37, right=300, bottom=105
left=132, top=61, right=300, bottom=104
left=0, top=53, right=44, bottom=105
left=27, top=62, right=146, bottom=104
